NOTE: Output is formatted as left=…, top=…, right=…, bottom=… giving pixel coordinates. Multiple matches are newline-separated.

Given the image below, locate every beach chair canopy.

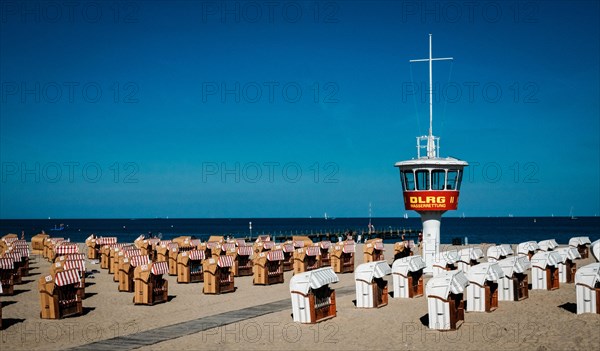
left=289, top=267, right=339, bottom=295
left=238, top=246, right=253, bottom=256
left=124, top=248, right=143, bottom=257
left=292, top=236, right=313, bottom=247
left=2, top=234, right=18, bottom=243
left=569, top=236, right=591, bottom=247
left=168, top=242, right=179, bottom=251
left=320, top=241, right=331, bottom=249
left=487, top=244, right=514, bottom=260
left=517, top=241, right=539, bottom=255
left=392, top=255, right=426, bottom=276
left=235, top=239, right=247, bottom=247
left=48, top=238, right=66, bottom=245
left=2, top=253, right=20, bottom=263
left=426, top=270, right=469, bottom=299
left=63, top=260, right=85, bottom=272
left=467, top=262, right=504, bottom=285
left=11, top=240, right=28, bottom=249
left=190, top=239, right=202, bottom=247
left=149, top=238, right=161, bottom=245
left=556, top=247, right=581, bottom=262
left=306, top=246, right=321, bottom=257
left=55, top=269, right=81, bottom=286
left=96, top=237, right=117, bottom=245
left=55, top=243, right=79, bottom=255
left=217, top=255, right=234, bottom=267
left=112, top=243, right=128, bottom=250
left=119, top=245, right=136, bottom=253
left=222, top=243, right=236, bottom=251
left=435, top=251, right=460, bottom=265
left=62, top=253, right=86, bottom=261
left=13, top=247, right=30, bottom=258
left=531, top=251, right=563, bottom=269
left=262, top=242, right=276, bottom=250
left=187, top=250, right=205, bottom=260
left=343, top=241, right=356, bottom=253
left=459, top=247, right=484, bottom=262
left=151, top=261, right=169, bottom=275
left=591, top=240, right=600, bottom=262
left=281, top=243, right=295, bottom=253
left=129, top=255, right=151, bottom=267
left=0, top=258, right=14, bottom=270
left=355, top=261, right=392, bottom=282
left=206, top=241, right=221, bottom=250
left=538, top=239, right=559, bottom=251
left=267, top=250, right=284, bottom=261
left=497, top=256, right=531, bottom=277
left=575, top=263, right=600, bottom=288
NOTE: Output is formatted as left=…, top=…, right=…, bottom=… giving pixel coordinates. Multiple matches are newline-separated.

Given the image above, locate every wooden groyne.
left=238, top=228, right=420, bottom=243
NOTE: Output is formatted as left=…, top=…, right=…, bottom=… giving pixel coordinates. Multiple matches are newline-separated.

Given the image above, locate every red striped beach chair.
left=203, top=255, right=235, bottom=294
left=39, top=269, right=83, bottom=319
left=177, top=249, right=205, bottom=283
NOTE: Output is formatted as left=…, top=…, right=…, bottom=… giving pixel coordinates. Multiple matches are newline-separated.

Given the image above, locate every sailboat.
left=368, top=203, right=375, bottom=233
left=403, top=213, right=408, bottom=219
left=569, top=207, right=577, bottom=220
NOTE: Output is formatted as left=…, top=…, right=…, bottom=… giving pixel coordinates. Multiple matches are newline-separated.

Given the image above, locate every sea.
left=0, top=217, right=598, bottom=245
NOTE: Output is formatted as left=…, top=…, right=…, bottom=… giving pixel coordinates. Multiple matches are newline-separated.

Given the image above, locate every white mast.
left=368, top=202, right=373, bottom=233
left=410, top=34, right=453, bottom=158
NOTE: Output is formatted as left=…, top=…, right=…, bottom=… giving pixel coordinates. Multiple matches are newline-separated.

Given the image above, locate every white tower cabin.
left=395, top=34, right=468, bottom=274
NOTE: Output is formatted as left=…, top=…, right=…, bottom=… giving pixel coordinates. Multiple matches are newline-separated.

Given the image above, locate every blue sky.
left=1, top=0, right=598, bottom=218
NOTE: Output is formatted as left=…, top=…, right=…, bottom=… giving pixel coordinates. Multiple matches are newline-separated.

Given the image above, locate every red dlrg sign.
left=403, top=191, right=460, bottom=211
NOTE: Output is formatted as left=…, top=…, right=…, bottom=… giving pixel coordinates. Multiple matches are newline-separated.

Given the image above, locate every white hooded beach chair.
left=538, top=239, right=559, bottom=252
left=466, top=262, right=503, bottom=312
left=432, top=251, right=459, bottom=276
left=457, top=247, right=484, bottom=272
left=426, top=270, right=469, bottom=330
left=355, top=261, right=392, bottom=308
left=497, top=256, right=530, bottom=301
left=575, top=263, right=600, bottom=314
left=392, top=255, right=426, bottom=298
left=556, top=247, right=581, bottom=283
left=517, top=241, right=539, bottom=261
left=486, top=244, right=514, bottom=262
left=569, top=236, right=591, bottom=259
left=530, top=251, right=563, bottom=290
left=290, top=267, right=339, bottom=323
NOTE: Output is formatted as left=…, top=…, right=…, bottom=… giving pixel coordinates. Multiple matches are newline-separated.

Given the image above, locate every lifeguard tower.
left=395, top=34, right=468, bottom=274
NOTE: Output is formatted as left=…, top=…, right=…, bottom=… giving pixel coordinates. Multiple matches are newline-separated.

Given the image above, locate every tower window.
left=403, top=171, right=415, bottom=191
left=431, top=170, right=446, bottom=190
left=416, top=170, right=429, bottom=190
left=447, top=170, right=458, bottom=190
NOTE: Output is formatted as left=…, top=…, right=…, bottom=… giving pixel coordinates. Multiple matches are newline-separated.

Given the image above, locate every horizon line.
left=1, top=215, right=598, bottom=221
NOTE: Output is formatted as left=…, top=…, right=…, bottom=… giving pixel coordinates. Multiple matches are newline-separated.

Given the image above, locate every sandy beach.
left=1, top=243, right=599, bottom=351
